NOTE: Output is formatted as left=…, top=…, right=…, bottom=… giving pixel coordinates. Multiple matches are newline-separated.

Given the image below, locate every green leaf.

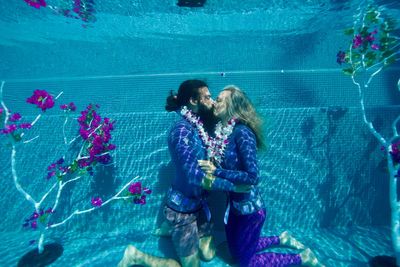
left=360, top=26, right=369, bottom=35
left=39, top=214, right=48, bottom=224
left=344, top=28, right=354, bottom=35
left=70, top=160, right=78, bottom=172
left=382, top=50, right=394, bottom=58
left=12, top=134, right=22, bottom=142
left=342, top=68, right=354, bottom=75
left=365, top=10, right=379, bottom=23
left=351, top=52, right=361, bottom=60
left=365, top=51, right=377, bottom=61
left=365, top=59, right=375, bottom=68
left=384, top=56, right=396, bottom=66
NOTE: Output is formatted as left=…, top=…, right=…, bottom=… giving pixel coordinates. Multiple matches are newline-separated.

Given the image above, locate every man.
left=118, top=79, right=235, bottom=267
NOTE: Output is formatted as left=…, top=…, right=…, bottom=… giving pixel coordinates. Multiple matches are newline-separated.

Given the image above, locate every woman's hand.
left=198, top=160, right=216, bottom=174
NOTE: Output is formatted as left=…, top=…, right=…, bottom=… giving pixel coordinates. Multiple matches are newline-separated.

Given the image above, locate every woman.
left=198, top=85, right=324, bottom=267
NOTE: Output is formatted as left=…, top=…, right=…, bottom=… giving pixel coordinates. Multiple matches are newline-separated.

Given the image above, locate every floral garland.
left=180, top=106, right=236, bottom=165
left=213, top=118, right=237, bottom=164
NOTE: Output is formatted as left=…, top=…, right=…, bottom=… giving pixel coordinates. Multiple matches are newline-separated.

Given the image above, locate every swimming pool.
left=0, top=0, right=399, bottom=266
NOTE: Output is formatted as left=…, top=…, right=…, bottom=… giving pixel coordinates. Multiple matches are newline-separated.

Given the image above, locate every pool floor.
left=0, top=225, right=393, bottom=266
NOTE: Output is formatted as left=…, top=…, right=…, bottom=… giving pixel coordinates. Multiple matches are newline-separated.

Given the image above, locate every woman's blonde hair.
left=222, top=85, right=265, bottom=149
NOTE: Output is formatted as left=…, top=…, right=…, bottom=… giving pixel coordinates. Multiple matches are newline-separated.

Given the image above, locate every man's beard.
left=197, top=103, right=218, bottom=136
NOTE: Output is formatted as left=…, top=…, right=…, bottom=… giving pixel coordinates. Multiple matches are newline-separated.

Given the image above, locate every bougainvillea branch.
left=48, top=175, right=140, bottom=229
left=337, top=4, right=400, bottom=263
left=0, top=81, right=150, bottom=256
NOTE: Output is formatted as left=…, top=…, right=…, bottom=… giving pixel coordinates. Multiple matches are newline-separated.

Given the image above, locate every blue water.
left=1, top=0, right=400, bottom=266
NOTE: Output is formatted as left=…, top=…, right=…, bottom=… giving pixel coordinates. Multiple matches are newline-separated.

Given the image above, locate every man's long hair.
left=165, top=79, right=207, bottom=112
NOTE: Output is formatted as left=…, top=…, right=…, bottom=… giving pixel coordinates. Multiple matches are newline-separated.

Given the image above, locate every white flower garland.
left=180, top=106, right=236, bottom=165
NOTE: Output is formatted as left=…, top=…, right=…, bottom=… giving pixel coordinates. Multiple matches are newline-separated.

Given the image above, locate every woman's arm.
left=213, top=126, right=259, bottom=185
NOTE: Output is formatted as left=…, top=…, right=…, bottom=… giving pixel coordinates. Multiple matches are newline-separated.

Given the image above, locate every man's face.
left=196, top=87, right=215, bottom=124
left=197, top=87, right=213, bottom=111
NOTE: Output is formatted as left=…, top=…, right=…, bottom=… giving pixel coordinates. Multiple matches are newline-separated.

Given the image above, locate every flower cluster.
left=1, top=90, right=57, bottom=140
left=91, top=182, right=151, bottom=208
left=127, top=182, right=152, bottom=204
left=390, top=140, right=400, bottom=165
left=336, top=6, right=398, bottom=75
left=91, top=197, right=103, bottom=207
left=46, top=157, right=79, bottom=180
left=181, top=106, right=237, bottom=165
left=0, top=111, right=32, bottom=140
left=23, top=0, right=46, bottom=9
left=77, top=104, right=116, bottom=166
left=60, top=102, right=77, bottom=112
left=26, top=89, right=55, bottom=111
left=53, top=0, right=96, bottom=24
left=72, top=0, right=96, bottom=23
left=22, top=208, right=54, bottom=229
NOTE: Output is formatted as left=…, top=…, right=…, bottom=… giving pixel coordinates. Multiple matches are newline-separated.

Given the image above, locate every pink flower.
left=1, top=124, right=17, bottom=134
left=45, top=208, right=53, bottom=214
left=19, top=123, right=32, bottom=129
left=139, top=195, right=146, bottom=205
left=91, top=197, right=103, bottom=207
left=371, top=44, right=380, bottom=50
left=60, top=102, right=77, bottom=111
left=352, top=34, right=363, bottom=49
left=107, top=144, right=116, bottom=150
left=46, top=171, right=55, bottom=179
left=69, top=102, right=77, bottom=111
left=24, top=0, right=47, bottom=9
left=336, top=50, right=346, bottom=65
left=143, top=188, right=152, bottom=194
left=129, top=182, right=141, bottom=195
left=26, top=90, right=55, bottom=111
left=9, top=113, right=21, bottom=122
left=31, top=221, right=38, bottom=229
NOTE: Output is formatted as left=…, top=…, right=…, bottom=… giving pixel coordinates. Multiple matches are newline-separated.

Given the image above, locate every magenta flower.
left=0, top=108, right=3, bottom=116
left=129, top=182, right=142, bottom=195
left=139, top=195, right=146, bottom=204
left=46, top=171, right=55, bottom=179
left=19, top=123, right=32, bottom=129
left=1, top=124, right=17, bottom=134
left=336, top=50, right=346, bottom=65
left=60, top=102, right=77, bottom=112
left=9, top=113, right=22, bottom=122
left=69, top=102, right=77, bottom=111
left=143, top=188, right=152, bottom=194
left=371, top=44, right=380, bottom=50
left=45, top=208, right=53, bottom=214
left=31, top=221, right=38, bottom=229
left=31, top=212, right=39, bottom=220
left=352, top=34, right=363, bottom=49
left=24, top=0, right=47, bottom=9
left=107, top=144, right=116, bottom=150
left=26, top=90, right=55, bottom=111
left=134, top=195, right=146, bottom=205
left=91, top=197, right=103, bottom=207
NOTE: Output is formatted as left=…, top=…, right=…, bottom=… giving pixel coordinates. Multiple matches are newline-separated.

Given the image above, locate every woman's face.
left=214, top=90, right=231, bottom=120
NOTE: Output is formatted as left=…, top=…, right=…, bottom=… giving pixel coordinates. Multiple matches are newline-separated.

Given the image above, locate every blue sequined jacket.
left=214, top=123, right=264, bottom=215
left=167, top=118, right=236, bottom=213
